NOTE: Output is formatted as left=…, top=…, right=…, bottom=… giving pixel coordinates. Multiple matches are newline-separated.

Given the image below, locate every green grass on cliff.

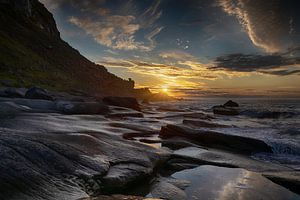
left=0, top=31, right=75, bottom=91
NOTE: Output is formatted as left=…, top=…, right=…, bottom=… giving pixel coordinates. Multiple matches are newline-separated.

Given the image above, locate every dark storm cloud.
left=218, top=0, right=300, bottom=53
left=211, top=47, right=300, bottom=75
left=260, top=69, right=300, bottom=76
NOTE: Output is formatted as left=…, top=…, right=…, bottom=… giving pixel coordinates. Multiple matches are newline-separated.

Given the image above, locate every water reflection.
left=172, top=165, right=299, bottom=200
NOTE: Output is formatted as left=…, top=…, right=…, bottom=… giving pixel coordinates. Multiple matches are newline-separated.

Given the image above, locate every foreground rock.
left=25, top=87, right=54, bottom=101
left=160, top=124, right=272, bottom=154
left=0, top=110, right=170, bottom=200
left=0, top=101, right=31, bottom=116
left=80, top=195, right=161, bottom=200
left=148, top=178, right=188, bottom=200
left=170, top=165, right=299, bottom=200
left=262, top=171, right=300, bottom=195
left=0, top=97, right=56, bottom=112
left=55, top=101, right=109, bottom=115
left=0, top=87, right=26, bottom=98
left=103, top=97, right=141, bottom=111
left=169, top=147, right=289, bottom=172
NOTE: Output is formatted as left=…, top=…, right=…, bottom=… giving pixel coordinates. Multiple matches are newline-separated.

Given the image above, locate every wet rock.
left=161, top=138, right=206, bottom=150
left=0, top=127, right=169, bottom=199
left=103, top=97, right=141, bottom=111
left=55, top=101, right=109, bottom=115
left=160, top=124, right=272, bottom=154
left=109, top=122, right=155, bottom=133
left=25, top=87, right=54, bottom=101
left=0, top=102, right=31, bottom=116
left=106, top=112, right=144, bottom=118
left=171, top=147, right=289, bottom=172
left=0, top=87, right=26, bottom=98
left=213, top=105, right=239, bottom=116
left=102, top=163, right=152, bottom=192
left=171, top=165, right=299, bottom=200
left=123, top=132, right=156, bottom=140
left=183, top=119, right=229, bottom=128
left=224, top=100, right=239, bottom=107
left=80, top=195, right=161, bottom=200
left=262, top=171, right=300, bottom=195
left=149, top=178, right=187, bottom=200
left=0, top=98, right=56, bottom=112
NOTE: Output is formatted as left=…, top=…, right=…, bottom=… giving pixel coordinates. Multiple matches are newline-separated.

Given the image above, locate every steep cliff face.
left=0, top=0, right=135, bottom=96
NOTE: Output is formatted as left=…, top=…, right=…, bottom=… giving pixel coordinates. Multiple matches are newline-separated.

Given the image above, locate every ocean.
left=143, top=97, right=300, bottom=170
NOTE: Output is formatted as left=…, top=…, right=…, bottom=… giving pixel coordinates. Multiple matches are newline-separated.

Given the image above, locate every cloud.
left=159, top=50, right=195, bottom=60
left=218, top=0, right=293, bottom=53
left=97, top=57, right=228, bottom=89
left=260, top=69, right=300, bottom=76
left=69, top=15, right=155, bottom=51
left=67, top=0, right=163, bottom=51
left=139, top=0, right=162, bottom=28
left=211, top=48, right=300, bottom=76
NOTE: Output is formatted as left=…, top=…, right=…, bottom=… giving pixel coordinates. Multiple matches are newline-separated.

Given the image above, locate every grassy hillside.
left=0, top=0, right=134, bottom=96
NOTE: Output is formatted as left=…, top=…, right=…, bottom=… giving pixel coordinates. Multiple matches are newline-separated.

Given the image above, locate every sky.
left=40, top=0, right=300, bottom=97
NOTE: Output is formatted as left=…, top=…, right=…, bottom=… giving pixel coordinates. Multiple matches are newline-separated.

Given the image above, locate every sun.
left=162, top=85, right=169, bottom=93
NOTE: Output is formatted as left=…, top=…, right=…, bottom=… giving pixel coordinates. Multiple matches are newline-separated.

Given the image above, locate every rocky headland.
left=0, top=1, right=299, bottom=200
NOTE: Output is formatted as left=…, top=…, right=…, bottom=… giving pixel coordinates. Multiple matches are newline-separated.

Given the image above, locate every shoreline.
left=0, top=88, right=299, bottom=199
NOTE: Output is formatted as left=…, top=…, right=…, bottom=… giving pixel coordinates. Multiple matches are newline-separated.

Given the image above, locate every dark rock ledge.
left=160, top=124, right=273, bottom=154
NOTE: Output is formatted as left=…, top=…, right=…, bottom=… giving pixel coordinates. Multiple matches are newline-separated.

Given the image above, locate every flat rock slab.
left=262, top=171, right=300, bottom=195
left=160, top=124, right=272, bottom=154
left=171, top=165, right=299, bottom=200
left=80, top=195, right=161, bottom=200
left=0, top=111, right=170, bottom=200
left=172, top=147, right=290, bottom=172
left=182, top=119, right=230, bottom=128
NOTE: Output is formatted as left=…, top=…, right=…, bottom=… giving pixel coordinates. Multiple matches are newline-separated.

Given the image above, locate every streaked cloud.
left=159, top=50, right=195, bottom=60
left=69, top=15, right=145, bottom=50
left=211, top=47, right=300, bottom=76
left=97, top=57, right=245, bottom=90
left=218, top=0, right=293, bottom=53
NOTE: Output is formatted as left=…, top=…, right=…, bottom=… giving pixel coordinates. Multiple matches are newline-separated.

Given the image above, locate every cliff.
left=0, top=0, right=135, bottom=96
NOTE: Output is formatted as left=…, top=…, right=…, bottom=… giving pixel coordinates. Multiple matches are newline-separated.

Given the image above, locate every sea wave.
left=267, top=140, right=300, bottom=155
left=240, top=109, right=297, bottom=119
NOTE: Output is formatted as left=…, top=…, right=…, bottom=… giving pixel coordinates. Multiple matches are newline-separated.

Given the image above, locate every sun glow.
left=162, top=85, right=169, bottom=93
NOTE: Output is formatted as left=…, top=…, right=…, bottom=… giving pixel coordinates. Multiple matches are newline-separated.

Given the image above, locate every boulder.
left=80, top=195, right=160, bottom=200
left=213, top=105, right=239, bottom=116
left=0, top=101, right=30, bottom=116
left=149, top=178, right=187, bottom=200
left=160, top=124, right=272, bottom=154
left=103, top=97, right=141, bottom=111
left=55, top=101, right=109, bottom=115
left=171, top=147, right=289, bottom=172
left=223, top=100, right=239, bottom=107
left=262, top=171, right=300, bottom=195
left=1, top=87, right=26, bottom=98
left=0, top=98, right=57, bottom=111
left=0, top=128, right=169, bottom=199
left=101, top=163, right=152, bottom=192
left=25, top=87, right=54, bottom=101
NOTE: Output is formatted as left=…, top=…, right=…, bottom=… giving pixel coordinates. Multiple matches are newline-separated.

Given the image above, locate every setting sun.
left=162, top=86, right=169, bottom=93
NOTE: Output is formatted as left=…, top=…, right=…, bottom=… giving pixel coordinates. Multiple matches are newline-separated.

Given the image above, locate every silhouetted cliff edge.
left=0, top=0, right=135, bottom=96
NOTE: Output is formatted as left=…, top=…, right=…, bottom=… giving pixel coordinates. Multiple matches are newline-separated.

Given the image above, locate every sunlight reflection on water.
left=172, top=165, right=300, bottom=200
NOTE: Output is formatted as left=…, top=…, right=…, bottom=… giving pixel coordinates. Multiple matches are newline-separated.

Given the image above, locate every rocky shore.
left=0, top=87, right=299, bottom=200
